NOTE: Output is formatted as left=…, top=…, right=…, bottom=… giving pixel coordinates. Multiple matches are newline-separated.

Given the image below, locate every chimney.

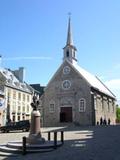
left=13, top=67, right=25, bottom=82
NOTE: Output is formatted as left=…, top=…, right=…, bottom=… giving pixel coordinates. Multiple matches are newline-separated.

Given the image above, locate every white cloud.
left=3, top=56, right=52, bottom=61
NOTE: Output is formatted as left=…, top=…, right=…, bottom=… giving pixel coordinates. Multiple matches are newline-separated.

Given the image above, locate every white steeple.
left=63, top=16, right=77, bottom=64
left=66, top=17, right=73, bottom=45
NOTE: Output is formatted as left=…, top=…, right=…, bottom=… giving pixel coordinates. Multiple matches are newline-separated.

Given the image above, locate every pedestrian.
left=97, top=121, right=99, bottom=125
left=108, top=118, right=111, bottom=125
left=103, top=119, right=107, bottom=125
left=100, top=117, right=103, bottom=125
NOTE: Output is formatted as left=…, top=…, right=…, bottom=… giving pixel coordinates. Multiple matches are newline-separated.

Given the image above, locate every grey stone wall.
left=94, top=94, right=116, bottom=125
left=41, top=61, right=93, bottom=127
left=40, top=61, right=116, bottom=127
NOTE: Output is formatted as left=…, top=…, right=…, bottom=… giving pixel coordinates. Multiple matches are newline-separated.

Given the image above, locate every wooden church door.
left=60, top=107, right=72, bottom=122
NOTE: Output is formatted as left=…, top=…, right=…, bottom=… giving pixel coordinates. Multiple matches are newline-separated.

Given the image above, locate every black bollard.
left=48, top=132, right=51, bottom=141
left=54, top=132, right=57, bottom=149
left=61, top=131, right=64, bottom=144
left=22, top=136, right=26, bottom=155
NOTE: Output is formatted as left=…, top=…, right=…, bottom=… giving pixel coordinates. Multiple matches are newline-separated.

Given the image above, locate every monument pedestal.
left=27, top=110, right=45, bottom=144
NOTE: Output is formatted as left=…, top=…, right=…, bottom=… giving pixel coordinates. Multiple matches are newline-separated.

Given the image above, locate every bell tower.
left=63, top=16, right=77, bottom=64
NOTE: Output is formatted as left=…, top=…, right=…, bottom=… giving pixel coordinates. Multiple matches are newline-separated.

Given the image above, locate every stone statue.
left=31, top=95, right=40, bottom=111
left=27, top=94, right=45, bottom=144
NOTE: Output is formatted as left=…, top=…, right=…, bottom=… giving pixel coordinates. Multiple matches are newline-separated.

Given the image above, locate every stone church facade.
left=40, top=18, right=116, bottom=127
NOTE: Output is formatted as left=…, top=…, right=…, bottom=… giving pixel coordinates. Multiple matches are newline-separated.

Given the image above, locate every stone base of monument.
left=0, top=140, right=63, bottom=155
left=0, top=131, right=64, bottom=155
left=27, top=133, right=45, bottom=144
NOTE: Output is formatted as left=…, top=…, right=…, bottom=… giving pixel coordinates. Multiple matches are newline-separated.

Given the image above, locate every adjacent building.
left=30, top=84, right=45, bottom=98
left=40, top=18, right=116, bottom=127
left=0, top=90, right=5, bottom=126
left=0, top=67, right=33, bottom=125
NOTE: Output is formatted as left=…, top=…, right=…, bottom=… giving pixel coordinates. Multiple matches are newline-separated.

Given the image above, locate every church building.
left=40, top=18, right=116, bottom=127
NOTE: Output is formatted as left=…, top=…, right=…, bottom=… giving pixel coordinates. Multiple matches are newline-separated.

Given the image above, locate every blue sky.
left=0, top=0, right=120, bottom=101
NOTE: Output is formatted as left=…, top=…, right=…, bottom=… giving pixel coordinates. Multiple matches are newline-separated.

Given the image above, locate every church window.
left=63, top=66, right=70, bottom=74
left=49, top=102, right=55, bottom=113
left=62, top=80, right=71, bottom=90
left=79, top=98, right=86, bottom=112
left=66, top=50, right=69, bottom=57
left=94, top=96, right=97, bottom=110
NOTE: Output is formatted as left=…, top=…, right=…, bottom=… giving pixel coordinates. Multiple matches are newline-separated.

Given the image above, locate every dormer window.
left=66, top=50, right=69, bottom=57
left=10, top=75, right=13, bottom=80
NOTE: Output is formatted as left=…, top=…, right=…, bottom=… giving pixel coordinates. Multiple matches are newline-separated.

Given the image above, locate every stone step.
left=7, top=141, right=62, bottom=149
left=0, top=145, right=21, bottom=154
left=0, top=145, right=54, bottom=154
left=0, top=151, right=19, bottom=157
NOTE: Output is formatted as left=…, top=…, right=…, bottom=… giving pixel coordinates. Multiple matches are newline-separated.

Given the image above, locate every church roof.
left=68, top=61, right=115, bottom=98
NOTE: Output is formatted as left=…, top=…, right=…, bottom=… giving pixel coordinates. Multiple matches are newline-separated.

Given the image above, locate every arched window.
left=66, top=50, right=69, bottom=57
left=79, top=98, right=86, bottom=112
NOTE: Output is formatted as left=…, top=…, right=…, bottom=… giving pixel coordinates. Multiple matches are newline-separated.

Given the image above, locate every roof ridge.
left=95, top=76, right=116, bottom=98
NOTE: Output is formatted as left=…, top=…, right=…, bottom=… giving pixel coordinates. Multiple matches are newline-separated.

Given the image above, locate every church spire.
left=66, top=16, right=73, bottom=45
left=63, top=15, right=77, bottom=64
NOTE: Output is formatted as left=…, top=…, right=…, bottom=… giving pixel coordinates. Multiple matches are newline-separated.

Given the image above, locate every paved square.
left=0, top=125, right=120, bottom=160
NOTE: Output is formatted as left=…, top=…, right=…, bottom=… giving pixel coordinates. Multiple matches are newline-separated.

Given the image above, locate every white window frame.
left=49, top=101, right=55, bottom=113
left=79, top=98, right=86, bottom=112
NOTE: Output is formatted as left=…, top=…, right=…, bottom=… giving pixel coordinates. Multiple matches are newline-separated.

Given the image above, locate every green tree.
left=116, top=105, right=120, bottom=123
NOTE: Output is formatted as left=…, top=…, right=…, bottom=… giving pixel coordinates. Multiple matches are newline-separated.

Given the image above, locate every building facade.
left=40, top=18, right=116, bottom=127
left=0, top=90, right=5, bottom=126
left=30, top=84, right=45, bottom=98
left=0, top=67, right=33, bottom=125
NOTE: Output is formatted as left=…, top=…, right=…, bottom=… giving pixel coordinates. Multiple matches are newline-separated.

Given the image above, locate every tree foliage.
left=116, top=105, right=120, bottom=123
